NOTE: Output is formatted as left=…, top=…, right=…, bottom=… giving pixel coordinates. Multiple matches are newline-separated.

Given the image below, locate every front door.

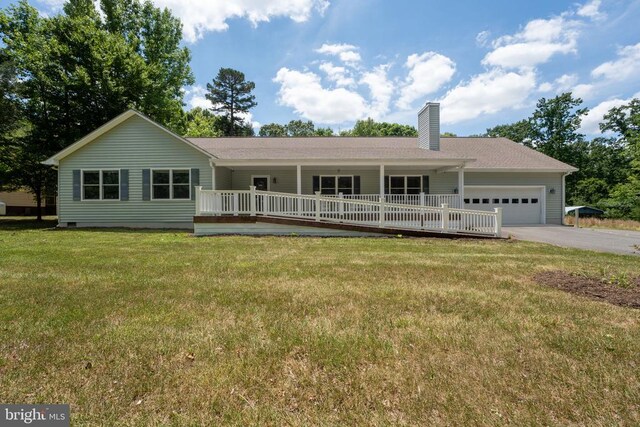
left=252, top=176, right=269, bottom=191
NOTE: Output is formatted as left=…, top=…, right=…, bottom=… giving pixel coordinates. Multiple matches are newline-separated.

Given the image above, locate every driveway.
left=503, top=225, right=640, bottom=256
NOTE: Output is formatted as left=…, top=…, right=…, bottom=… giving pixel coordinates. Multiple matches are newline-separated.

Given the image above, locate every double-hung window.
left=82, top=170, right=120, bottom=200
left=387, top=176, right=422, bottom=195
left=320, top=176, right=353, bottom=195
left=152, top=169, right=190, bottom=200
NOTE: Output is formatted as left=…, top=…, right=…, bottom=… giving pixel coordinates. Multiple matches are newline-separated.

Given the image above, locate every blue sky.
left=3, top=0, right=640, bottom=136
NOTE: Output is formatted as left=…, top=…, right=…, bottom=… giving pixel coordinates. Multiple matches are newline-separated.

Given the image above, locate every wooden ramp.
left=194, top=215, right=501, bottom=239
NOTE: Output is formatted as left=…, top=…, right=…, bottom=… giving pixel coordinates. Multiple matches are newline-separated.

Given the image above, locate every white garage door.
left=464, top=186, right=545, bottom=225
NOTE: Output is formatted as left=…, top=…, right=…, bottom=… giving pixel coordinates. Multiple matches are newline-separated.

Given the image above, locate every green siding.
left=58, top=115, right=212, bottom=225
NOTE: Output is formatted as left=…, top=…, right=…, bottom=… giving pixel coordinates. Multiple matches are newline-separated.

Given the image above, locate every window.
left=152, top=169, right=190, bottom=200
left=387, top=176, right=422, bottom=195
left=82, top=170, right=119, bottom=201
left=502, top=198, right=509, bottom=204
left=472, top=198, right=480, bottom=204
left=320, top=175, right=353, bottom=195
left=522, top=198, right=529, bottom=204
left=512, top=198, right=519, bottom=204
left=482, top=198, right=490, bottom=204
left=493, top=198, right=500, bottom=203
left=531, top=198, right=539, bottom=204
left=464, top=198, right=470, bottom=204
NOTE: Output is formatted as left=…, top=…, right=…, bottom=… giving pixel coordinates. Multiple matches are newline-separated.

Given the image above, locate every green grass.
left=1, top=217, right=639, bottom=426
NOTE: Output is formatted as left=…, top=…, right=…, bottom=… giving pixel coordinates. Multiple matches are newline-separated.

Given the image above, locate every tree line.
left=485, top=93, right=639, bottom=220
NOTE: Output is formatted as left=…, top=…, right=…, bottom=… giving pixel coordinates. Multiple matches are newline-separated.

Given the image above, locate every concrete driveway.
left=503, top=225, right=640, bottom=256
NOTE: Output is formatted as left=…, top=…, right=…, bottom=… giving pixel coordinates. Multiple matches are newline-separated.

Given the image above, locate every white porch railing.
left=195, top=187, right=501, bottom=237
left=326, top=193, right=461, bottom=208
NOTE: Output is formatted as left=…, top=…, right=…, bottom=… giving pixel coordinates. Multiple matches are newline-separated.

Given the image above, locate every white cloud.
left=591, top=42, right=640, bottom=82
left=184, top=85, right=212, bottom=110
left=438, top=69, right=537, bottom=124
left=161, top=0, right=330, bottom=42
left=482, top=16, right=580, bottom=68
left=274, top=68, right=369, bottom=124
left=538, top=74, right=579, bottom=93
left=318, top=62, right=355, bottom=87
left=359, top=64, right=394, bottom=119
left=34, top=0, right=330, bottom=43
left=396, top=52, right=456, bottom=110
left=577, top=0, right=605, bottom=20
left=573, top=83, right=595, bottom=99
left=316, top=43, right=361, bottom=65
left=475, top=30, right=491, bottom=47
left=580, top=97, right=631, bottom=134
left=538, top=82, right=554, bottom=92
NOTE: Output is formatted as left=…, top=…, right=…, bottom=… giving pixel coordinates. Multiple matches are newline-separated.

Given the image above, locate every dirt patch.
left=535, top=271, right=640, bottom=309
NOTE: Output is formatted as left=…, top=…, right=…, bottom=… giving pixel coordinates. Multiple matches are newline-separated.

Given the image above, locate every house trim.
left=463, top=167, right=577, bottom=173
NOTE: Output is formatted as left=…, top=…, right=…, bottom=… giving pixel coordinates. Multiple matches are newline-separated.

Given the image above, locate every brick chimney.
left=418, top=102, right=440, bottom=151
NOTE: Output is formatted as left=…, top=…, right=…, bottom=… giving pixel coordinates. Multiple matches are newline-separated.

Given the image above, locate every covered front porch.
left=196, top=160, right=503, bottom=237
left=210, top=160, right=467, bottom=209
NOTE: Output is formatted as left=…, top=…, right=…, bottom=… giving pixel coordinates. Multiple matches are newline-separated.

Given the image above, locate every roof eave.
left=464, top=167, right=579, bottom=173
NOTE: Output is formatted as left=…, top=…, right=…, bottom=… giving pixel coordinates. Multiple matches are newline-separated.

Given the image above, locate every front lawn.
left=0, top=219, right=639, bottom=425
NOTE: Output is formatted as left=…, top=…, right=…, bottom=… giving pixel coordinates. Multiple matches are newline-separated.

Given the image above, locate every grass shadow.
left=0, top=216, right=191, bottom=234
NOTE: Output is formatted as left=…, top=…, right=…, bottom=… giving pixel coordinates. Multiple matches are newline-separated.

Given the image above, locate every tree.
left=259, top=120, right=334, bottom=137
left=600, top=98, right=640, bottom=170
left=598, top=181, right=640, bottom=220
left=184, top=108, right=222, bottom=138
left=0, top=56, right=22, bottom=189
left=206, top=68, right=257, bottom=136
left=286, top=120, right=315, bottom=137
left=0, top=0, right=194, bottom=219
left=259, top=123, right=287, bottom=137
left=314, top=127, right=334, bottom=136
left=485, top=119, right=534, bottom=145
left=597, top=99, right=640, bottom=219
left=529, top=93, right=588, bottom=160
left=580, top=138, right=632, bottom=187
left=573, top=178, right=610, bottom=206
left=341, top=118, right=418, bottom=137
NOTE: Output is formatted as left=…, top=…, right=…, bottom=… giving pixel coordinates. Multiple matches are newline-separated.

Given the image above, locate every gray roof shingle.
left=187, top=136, right=577, bottom=171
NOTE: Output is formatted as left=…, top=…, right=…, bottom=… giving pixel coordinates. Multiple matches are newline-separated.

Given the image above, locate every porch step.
left=193, top=215, right=501, bottom=239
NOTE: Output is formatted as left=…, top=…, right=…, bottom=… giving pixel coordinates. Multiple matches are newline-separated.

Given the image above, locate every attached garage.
left=464, top=186, right=546, bottom=225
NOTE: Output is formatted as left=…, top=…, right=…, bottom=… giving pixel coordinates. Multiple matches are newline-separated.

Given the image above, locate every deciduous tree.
left=0, top=0, right=194, bottom=219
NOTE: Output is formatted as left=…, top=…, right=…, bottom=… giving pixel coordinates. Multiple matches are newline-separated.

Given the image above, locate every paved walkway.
left=503, top=225, right=640, bottom=256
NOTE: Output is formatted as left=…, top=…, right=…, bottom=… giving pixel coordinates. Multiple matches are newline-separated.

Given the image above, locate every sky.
left=2, top=0, right=640, bottom=136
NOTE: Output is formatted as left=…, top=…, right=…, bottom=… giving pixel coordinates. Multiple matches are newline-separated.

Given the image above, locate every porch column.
left=211, top=162, right=216, bottom=190
left=457, top=167, right=464, bottom=208
left=296, top=165, right=302, bottom=195
left=379, top=164, right=385, bottom=197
